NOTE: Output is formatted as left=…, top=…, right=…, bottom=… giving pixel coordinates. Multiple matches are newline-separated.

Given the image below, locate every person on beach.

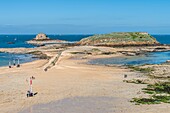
left=29, top=77, right=33, bottom=94
left=26, top=77, right=34, bottom=97
left=13, top=59, right=16, bottom=66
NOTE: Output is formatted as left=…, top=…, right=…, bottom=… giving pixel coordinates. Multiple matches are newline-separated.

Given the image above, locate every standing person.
left=29, top=77, right=33, bottom=96
left=26, top=77, right=33, bottom=97
left=13, top=59, right=16, bottom=66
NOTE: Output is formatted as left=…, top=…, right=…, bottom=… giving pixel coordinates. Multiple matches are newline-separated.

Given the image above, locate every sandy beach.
left=1, top=0, right=170, bottom=112
left=0, top=46, right=170, bottom=113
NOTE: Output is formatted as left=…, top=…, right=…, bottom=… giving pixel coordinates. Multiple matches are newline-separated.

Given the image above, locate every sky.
left=0, top=0, right=170, bottom=34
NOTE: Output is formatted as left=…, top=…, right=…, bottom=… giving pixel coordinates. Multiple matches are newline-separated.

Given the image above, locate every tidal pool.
left=89, top=51, right=170, bottom=66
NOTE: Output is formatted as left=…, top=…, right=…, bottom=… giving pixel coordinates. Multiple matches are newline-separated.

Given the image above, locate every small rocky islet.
left=27, top=33, right=66, bottom=46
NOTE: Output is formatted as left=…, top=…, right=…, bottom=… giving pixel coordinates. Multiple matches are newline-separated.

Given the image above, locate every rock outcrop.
left=27, top=33, right=67, bottom=46
left=34, top=33, right=50, bottom=41
left=77, top=32, right=160, bottom=46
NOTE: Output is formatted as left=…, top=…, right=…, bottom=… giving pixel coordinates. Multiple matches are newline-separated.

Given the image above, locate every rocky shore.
left=1, top=44, right=170, bottom=63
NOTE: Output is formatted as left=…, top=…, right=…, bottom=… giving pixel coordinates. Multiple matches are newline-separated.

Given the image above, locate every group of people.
left=9, top=59, right=20, bottom=68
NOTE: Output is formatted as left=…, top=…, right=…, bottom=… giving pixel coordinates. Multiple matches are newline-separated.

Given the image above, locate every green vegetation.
left=143, top=82, right=170, bottom=94
left=78, top=32, right=159, bottom=46
left=131, top=97, right=160, bottom=105
left=131, top=95, right=170, bottom=105
left=143, top=90, right=155, bottom=94
left=126, top=65, right=170, bottom=105
left=131, top=82, right=170, bottom=105
left=153, top=95, right=170, bottom=103
left=128, top=65, right=154, bottom=73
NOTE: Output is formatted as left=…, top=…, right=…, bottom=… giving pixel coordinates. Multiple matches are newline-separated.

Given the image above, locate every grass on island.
left=79, top=32, right=159, bottom=46
left=87, top=32, right=156, bottom=42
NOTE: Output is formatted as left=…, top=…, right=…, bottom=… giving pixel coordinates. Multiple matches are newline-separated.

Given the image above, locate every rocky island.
left=34, top=33, right=50, bottom=41
left=78, top=32, right=160, bottom=46
left=27, top=33, right=66, bottom=46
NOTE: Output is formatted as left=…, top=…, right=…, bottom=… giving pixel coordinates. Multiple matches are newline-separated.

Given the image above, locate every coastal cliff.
left=77, top=32, right=160, bottom=46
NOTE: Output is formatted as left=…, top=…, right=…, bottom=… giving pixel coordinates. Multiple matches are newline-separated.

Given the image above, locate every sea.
left=89, top=35, right=170, bottom=66
left=0, top=34, right=91, bottom=67
left=0, top=34, right=170, bottom=67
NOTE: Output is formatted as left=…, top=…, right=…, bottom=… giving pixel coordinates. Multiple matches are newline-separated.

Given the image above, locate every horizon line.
left=0, top=33, right=170, bottom=35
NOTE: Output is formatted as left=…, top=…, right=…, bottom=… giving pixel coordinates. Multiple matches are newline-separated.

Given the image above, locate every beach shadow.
left=20, top=96, right=118, bottom=113
left=27, top=92, right=38, bottom=97
left=34, top=92, right=38, bottom=96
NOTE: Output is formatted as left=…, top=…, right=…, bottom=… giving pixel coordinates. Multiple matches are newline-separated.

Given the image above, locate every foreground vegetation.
left=131, top=82, right=170, bottom=105
left=127, top=65, right=170, bottom=105
left=128, top=65, right=154, bottom=73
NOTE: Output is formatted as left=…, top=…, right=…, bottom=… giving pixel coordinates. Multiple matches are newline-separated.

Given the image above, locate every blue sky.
left=0, top=0, right=170, bottom=34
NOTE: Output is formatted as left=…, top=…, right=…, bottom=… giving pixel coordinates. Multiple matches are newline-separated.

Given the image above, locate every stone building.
left=34, top=33, right=50, bottom=41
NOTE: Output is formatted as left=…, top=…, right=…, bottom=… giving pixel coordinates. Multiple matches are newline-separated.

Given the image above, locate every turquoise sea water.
left=0, top=53, right=37, bottom=66
left=0, top=34, right=170, bottom=66
left=89, top=51, right=170, bottom=66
